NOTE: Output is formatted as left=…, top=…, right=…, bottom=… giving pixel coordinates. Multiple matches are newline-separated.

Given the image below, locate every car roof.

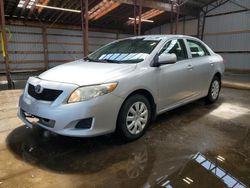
left=128, top=34, right=199, bottom=41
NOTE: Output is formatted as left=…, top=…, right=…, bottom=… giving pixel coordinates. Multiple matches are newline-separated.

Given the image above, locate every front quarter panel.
left=110, top=63, right=158, bottom=104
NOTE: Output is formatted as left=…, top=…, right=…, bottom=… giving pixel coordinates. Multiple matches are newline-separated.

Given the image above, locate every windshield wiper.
left=119, top=59, right=144, bottom=64
left=84, top=57, right=94, bottom=61
left=101, top=59, right=120, bottom=63
left=84, top=57, right=120, bottom=63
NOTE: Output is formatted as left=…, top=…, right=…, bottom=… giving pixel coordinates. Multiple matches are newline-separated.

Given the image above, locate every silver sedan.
left=18, top=35, right=224, bottom=141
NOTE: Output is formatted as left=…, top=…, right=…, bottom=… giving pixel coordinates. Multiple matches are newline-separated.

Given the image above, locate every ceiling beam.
left=185, top=0, right=207, bottom=7
left=115, top=0, right=174, bottom=12
left=115, top=0, right=199, bottom=16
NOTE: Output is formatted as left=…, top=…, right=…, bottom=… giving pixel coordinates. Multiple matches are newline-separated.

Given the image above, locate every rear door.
left=185, top=39, right=214, bottom=96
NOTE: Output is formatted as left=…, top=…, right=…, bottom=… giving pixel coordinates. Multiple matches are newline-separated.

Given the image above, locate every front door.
left=157, top=39, right=196, bottom=111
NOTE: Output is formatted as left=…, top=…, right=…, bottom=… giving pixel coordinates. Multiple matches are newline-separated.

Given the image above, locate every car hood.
left=39, top=60, right=137, bottom=86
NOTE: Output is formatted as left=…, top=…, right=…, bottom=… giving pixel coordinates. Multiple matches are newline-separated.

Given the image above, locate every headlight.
left=68, top=82, right=118, bottom=103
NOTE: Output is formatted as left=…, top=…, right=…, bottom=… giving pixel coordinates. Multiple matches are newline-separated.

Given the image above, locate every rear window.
left=187, top=40, right=210, bottom=58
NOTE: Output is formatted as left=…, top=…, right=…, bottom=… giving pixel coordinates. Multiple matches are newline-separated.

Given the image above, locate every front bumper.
left=18, top=77, right=123, bottom=137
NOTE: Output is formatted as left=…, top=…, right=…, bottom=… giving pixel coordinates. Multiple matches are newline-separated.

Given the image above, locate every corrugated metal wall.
left=0, top=25, right=44, bottom=71
left=0, top=25, right=132, bottom=72
left=145, top=0, right=250, bottom=72
left=145, top=18, right=198, bottom=36
left=46, top=28, right=83, bottom=68
left=204, top=0, right=250, bottom=71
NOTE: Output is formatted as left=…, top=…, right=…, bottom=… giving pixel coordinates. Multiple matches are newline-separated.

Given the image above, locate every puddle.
left=2, top=88, right=250, bottom=187
left=5, top=124, right=250, bottom=188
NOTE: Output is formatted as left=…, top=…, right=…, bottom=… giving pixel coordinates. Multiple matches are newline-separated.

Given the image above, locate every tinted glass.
left=159, top=39, right=188, bottom=61
left=187, top=40, right=210, bottom=58
left=87, top=38, right=160, bottom=63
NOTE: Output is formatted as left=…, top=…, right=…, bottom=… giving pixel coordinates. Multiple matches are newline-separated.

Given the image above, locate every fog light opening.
left=75, top=118, right=93, bottom=129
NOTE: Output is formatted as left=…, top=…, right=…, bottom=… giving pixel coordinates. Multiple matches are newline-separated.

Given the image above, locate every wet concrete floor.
left=0, top=88, right=250, bottom=188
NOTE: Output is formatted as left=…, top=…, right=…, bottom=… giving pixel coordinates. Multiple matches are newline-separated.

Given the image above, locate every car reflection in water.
left=150, top=153, right=247, bottom=188
left=6, top=126, right=249, bottom=188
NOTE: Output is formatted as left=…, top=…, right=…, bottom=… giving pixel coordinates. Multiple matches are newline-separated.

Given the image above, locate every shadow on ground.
left=6, top=98, right=215, bottom=173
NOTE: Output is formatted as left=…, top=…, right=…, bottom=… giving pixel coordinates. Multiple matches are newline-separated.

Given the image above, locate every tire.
left=205, top=76, right=221, bottom=104
left=116, top=94, right=151, bottom=141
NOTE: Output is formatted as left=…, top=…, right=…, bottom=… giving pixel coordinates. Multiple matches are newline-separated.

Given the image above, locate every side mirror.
left=157, top=53, right=177, bottom=66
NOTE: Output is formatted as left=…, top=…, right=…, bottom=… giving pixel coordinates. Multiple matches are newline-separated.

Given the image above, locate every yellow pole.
left=1, top=32, right=6, bottom=57
left=0, top=0, right=13, bottom=89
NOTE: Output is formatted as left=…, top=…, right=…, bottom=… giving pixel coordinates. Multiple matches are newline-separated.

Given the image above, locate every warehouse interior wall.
left=1, top=1, right=249, bottom=73
left=0, top=24, right=132, bottom=72
left=145, top=0, right=250, bottom=73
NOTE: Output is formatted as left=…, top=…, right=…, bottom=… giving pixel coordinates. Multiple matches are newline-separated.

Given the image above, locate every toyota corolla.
left=18, top=35, right=224, bottom=141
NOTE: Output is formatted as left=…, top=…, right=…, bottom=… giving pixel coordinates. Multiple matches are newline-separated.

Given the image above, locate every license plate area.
left=23, top=112, right=39, bottom=125
left=22, top=110, right=55, bottom=128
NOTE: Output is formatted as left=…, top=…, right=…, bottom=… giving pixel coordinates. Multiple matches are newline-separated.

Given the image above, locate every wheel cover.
left=126, top=101, right=148, bottom=135
left=211, top=80, right=220, bottom=100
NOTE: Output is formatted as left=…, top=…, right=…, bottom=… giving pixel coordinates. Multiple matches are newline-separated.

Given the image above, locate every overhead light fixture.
left=35, top=4, right=81, bottom=13
left=17, top=0, right=120, bottom=19
left=127, top=9, right=164, bottom=25
left=17, top=0, right=37, bottom=9
left=128, top=17, right=154, bottom=23
left=26, top=0, right=36, bottom=9
left=33, top=0, right=120, bottom=18
left=17, top=0, right=25, bottom=8
left=89, top=0, right=120, bottom=20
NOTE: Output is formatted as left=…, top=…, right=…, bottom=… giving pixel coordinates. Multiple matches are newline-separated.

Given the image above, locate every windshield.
left=86, top=38, right=160, bottom=63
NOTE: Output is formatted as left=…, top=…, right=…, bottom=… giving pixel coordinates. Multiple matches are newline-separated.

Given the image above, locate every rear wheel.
left=116, top=94, right=151, bottom=141
left=205, top=76, right=221, bottom=104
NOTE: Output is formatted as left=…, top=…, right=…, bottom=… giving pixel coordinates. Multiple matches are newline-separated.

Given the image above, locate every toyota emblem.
left=35, top=85, right=43, bottom=94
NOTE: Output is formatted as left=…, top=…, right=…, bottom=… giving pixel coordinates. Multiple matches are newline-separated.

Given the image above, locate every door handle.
left=187, top=64, right=193, bottom=70
left=210, top=62, right=214, bottom=66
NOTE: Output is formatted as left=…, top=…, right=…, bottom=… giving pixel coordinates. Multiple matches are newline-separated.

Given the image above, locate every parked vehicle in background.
left=18, top=35, right=224, bottom=141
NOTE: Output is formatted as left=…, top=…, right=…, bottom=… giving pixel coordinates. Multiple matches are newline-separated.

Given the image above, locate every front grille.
left=28, top=84, right=63, bottom=102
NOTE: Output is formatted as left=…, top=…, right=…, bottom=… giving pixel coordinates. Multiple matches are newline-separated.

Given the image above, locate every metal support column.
left=133, top=0, right=142, bottom=36
left=175, top=1, right=180, bottom=34
left=81, top=0, right=89, bottom=57
left=116, top=30, right=119, bottom=40
left=182, top=16, right=186, bottom=34
left=197, top=0, right=230, bottom=40
left=170, top=0, right=174, bottom=34
left=133, top=0, right=137, bottom=35
left=138, top=0, right=142, bottom=35
left=197, top=10, right=206, bottom=40
left=42, top=26, right=49, bottom=70
left=0, top=0, right=13, bottom=89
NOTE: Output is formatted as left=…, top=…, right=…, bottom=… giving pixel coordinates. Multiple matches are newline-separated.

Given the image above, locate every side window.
left=159, top=39, right=188, bottom=61
left=187, top=40, right=210, bottom=58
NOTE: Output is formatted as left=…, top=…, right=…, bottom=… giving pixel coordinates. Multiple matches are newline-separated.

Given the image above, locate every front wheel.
left=116, top=94, right=151, bottom=141
left=205, top=76, right=221, bottom=104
